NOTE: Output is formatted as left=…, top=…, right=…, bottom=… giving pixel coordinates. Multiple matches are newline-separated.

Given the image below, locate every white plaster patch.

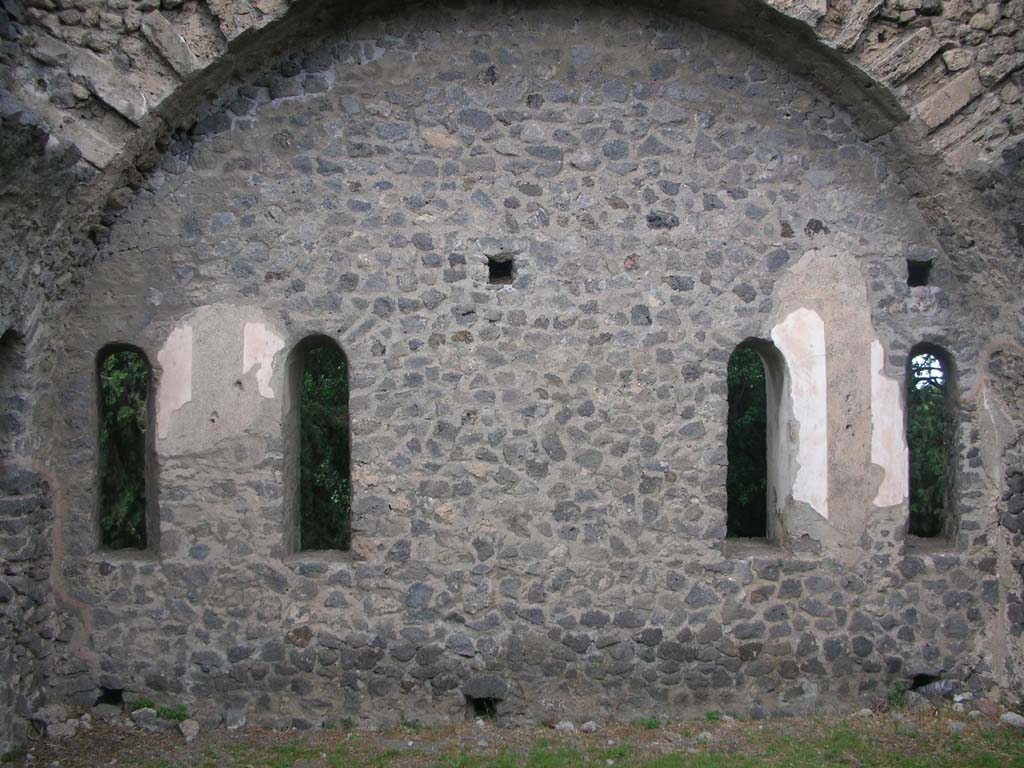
left=870, top=340, right=909, bottom=507
left=156, top=324, right=193, bottom=439
left=771, top=308, right=829, bottom=519
left=242, top=321, right=285, bottom=398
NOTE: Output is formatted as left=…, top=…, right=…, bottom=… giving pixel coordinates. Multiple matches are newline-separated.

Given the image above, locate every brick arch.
left=12, top=0, right=1018, bottom=178
left=11, top=0, right=915, bottom=171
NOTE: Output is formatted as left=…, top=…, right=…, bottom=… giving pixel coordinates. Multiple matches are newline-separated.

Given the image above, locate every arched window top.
left=288, top=335, right=351, bottom=553
left=97, top=344, right=155, bottom=551
left=735, top=337, right=786, bottom=376
left=906, top=343, right=956, bottom=540
left=907, top=342, right=956, bottom=395
left=291, top=333, right=347, bottom=360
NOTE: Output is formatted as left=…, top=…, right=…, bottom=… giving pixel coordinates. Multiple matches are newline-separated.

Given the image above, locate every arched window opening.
left=97, top=346, right=153, bottom=550
left=290, top=336, right=351, bottom=552
left=727, top=346, right=769, bottom=538
left=906, top=345, right=955, bottom=538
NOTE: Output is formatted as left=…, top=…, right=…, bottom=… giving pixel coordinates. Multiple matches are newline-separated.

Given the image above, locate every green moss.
left=155, top=704, right=188, bottom=723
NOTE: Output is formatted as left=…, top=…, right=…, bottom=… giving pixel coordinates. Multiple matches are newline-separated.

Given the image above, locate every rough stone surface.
left=0, top=0, right=1022, bottom=371
left=832, top=0, right=885, bottom=52
left=1000, top=712, right=1024, bottom=729
left=866, top=29, right=943, bottom=85
left=141, top=12, right=197, bottom=77
left=915, top=70, right=985, bottom=131
left=1, top=469, right=54, bottom=753
left=179, top=719, right=200, bottom=742
left=0, top=0, right=1023, bottom=747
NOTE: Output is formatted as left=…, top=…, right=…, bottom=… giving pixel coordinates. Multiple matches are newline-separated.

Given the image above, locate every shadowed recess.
left=297, top=337, right=352, bottom=551
left=727, top=347, right=768, bottom=539
left=97, top=346, right=151, bottom=550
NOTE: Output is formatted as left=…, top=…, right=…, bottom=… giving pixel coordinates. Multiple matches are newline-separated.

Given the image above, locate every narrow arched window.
left=726, top=345, right=769, bottom=538
left=0, top=330, right=27, bottom=457
left=289, top=336, right=351, bottom=552
left=97, top=346, right=154, bottom=550
left=906, top=345, right=955, bottom=538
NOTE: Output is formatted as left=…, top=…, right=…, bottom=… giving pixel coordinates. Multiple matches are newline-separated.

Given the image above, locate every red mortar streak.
left=1, top=457, right=97, bottom=675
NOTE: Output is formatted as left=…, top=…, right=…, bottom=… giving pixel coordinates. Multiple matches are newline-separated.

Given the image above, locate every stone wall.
left=985, top=344, right=1024, bottom=686
left=0, top=466, right=53, bottom=753
left=9, top=1, right=1014, bottom=732
left=2, top=0, right=1024, bottom=348
left=4, top=0, right=1023, bottom=171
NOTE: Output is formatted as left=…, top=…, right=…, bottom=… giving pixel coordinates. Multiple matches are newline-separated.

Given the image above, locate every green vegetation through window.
left=298, top=338, right=351, bottom=551
left=97, top=347, right=150, bottom=550
left=907, top=349, right=950, bottom=538
left=726, top=347, right=768, bottom=538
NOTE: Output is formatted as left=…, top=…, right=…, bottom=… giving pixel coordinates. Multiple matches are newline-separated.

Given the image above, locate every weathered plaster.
left=771, top=308, right=829, bottom=520
left=156, top=306, right=285, bottom=455
left=156, top=324, right=193, bottom=440
left=243, top=321, right=285, bottom=399
left=870, top=340, right=909, bottom=507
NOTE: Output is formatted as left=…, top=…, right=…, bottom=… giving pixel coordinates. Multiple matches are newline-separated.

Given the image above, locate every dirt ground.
left=6, top=703, right=1024, bottom=768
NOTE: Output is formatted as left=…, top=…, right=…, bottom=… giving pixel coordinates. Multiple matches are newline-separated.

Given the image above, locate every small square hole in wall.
left=907, top=259, right=933, bottom=287
left=488, top=257, right=515, bottom=285
left=465, top=695, right=499, bottom=721
left=95, top=687, right=124, bottom=707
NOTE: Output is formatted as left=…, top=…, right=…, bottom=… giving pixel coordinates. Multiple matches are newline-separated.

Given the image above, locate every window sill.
left=904, top=534, right=955, bottom=555
left=284, top=549, right=356, bottom=573
left=94, top=548, right=160, bottom=566
left=722, top=537, right=780, bottom=559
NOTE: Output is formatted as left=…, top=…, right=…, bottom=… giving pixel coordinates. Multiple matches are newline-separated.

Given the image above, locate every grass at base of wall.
left=9, top=708, right=1024, bottom=768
